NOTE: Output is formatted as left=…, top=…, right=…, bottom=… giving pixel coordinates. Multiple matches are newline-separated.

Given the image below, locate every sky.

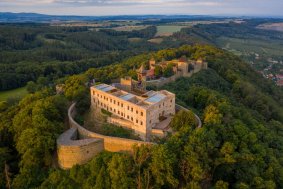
left=0, top=0, right=282, bottom=16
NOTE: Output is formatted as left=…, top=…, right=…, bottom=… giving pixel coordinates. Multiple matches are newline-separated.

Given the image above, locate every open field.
left=148, top=38, right=164, bottom=44
left=257, top=22, right=283, bottom=32
left=128, top=37, right=143, bottom=42
left=0, top=87, right=28, bottom=102
left=216, top=37, right=283, bottom=57
left=156, top=25, right=186, bottom=36
left=154, top=19, right=241, bottom=36
left=112, top=25, right=148, bottom=31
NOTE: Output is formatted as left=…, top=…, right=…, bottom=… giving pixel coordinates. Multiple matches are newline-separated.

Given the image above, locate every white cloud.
left=0, top=0, right=282, bottom=16
left=0, top=0, right=239, bottom=7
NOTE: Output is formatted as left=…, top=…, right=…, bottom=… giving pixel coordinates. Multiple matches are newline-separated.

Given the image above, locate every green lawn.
left=0, top=87, right=28, bottom=102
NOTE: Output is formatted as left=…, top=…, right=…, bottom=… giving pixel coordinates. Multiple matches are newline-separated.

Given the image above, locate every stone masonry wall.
left=58, top=103, right=201, bottom=169
left=57, top=128, right=104, bottom=169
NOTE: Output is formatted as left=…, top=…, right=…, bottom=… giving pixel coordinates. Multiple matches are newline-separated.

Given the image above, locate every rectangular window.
left=131, top=117, right=133, bottom=121
left=127, top=115, right=129, bottom=119
left=131, top=108, right=133, bottom=112
left=114, top=100, right=116, bottom=104
left=140, top=121, right=143, bottom=125
left=118, top=102, right=120, bottom=106
left=127, top=106, right=129, bottom=110
left=141, top=111, right=143, bottom=116
left=118, top=111, right=120, bottom=115
left=121, top=103, right=123, bottom=107
left=136, top=119, right=138, bottom=124
left=136, top=110, right=138, bottom=114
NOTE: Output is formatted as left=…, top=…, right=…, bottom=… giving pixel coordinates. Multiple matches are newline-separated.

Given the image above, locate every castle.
left=56, top=57, right=205, bottom=169
left=91, top=78, right=175, bottom=141
left=137, top=57, right=207, bottom=82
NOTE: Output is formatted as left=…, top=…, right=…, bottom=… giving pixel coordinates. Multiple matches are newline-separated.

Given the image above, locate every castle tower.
left=137, top=64, right=147, bottom=81
left=149, top=58, right=156, bottom=69
left=177, top=56, right=189, bottom=76
left=195, top=58, right=204, bottom=72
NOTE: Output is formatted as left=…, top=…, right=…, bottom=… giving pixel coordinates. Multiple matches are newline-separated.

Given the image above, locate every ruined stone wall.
left=146, top=61, right=208, bottom=88
left=146, top=74, right=180, bottom=88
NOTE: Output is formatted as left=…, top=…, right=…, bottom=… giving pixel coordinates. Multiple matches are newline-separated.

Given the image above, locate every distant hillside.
left=0, top=12, right=223, bottom=23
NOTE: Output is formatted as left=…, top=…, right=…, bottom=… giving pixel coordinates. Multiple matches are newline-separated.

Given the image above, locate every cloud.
left=0, top=0, right=282, bottom=16
left=54, top=0, right=220, bottom=5
left=0, top=0, right=220, bottom=6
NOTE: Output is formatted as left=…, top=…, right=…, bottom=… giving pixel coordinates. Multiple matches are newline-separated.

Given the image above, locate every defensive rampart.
left=57, top=103, right=152, bottom=169
left=175, top=104, right=202, bottom=128
left=57, top=103, right=201, bottom=169
left=57, top=128, right=104, bottom=169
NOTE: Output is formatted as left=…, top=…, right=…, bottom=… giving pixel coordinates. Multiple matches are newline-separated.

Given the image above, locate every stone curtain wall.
left=57, top=103, right=152, bottom=169
left=57, top=103, right=201, bottom=169
left=57, top=128, right=104, bottom=169
left=175, top=104, right=202, bottom=128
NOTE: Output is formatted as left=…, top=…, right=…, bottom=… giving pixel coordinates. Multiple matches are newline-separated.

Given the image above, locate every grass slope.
left=0, top=86, right=28, bottom=102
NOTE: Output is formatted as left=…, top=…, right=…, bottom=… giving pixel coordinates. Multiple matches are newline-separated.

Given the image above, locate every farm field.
left=216, top=36, right=283, bottom=57
left=257, top=22, right=283, bottom=32
left=148, top=38, right=164, bottom=44
left=128, top=37, right=143, bottom=42
left=156, top=25, right=187, bottom=36
left=0, top=86, right=28, bottom=102
left=112, top=25, right=148, bottom=31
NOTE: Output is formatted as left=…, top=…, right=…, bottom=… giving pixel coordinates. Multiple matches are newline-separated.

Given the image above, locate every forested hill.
left=1, top=45, right=283, bottom=188
left=0, top=24, right=162, bottom=91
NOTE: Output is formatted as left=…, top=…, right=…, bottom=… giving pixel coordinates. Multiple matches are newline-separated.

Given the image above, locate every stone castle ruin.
left=137, top=57, right=207, bottom=87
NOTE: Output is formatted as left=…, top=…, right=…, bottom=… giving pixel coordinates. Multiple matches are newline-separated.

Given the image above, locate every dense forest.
left=2, top=19, right=281, bottom=91
left=0, top=24, right=180, bottom=91
left=1, top=44, right=283, bottom=188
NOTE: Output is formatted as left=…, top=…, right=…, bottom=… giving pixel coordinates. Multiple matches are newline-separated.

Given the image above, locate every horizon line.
left=1, top=11, right=283, bottom=18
